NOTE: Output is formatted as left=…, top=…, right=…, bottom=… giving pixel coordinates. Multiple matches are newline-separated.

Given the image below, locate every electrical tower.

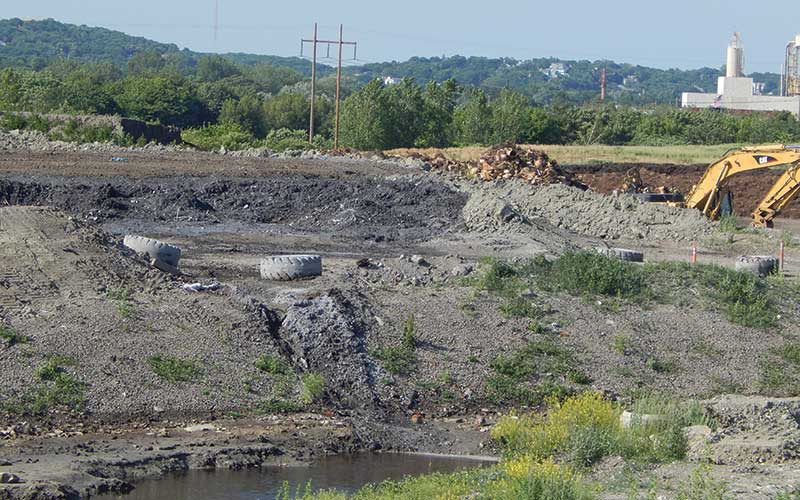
left=301, top=23, right=357, bottom=148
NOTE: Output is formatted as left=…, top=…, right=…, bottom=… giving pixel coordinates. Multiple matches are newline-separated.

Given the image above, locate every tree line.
left=0, top=57, right=799, bottom=151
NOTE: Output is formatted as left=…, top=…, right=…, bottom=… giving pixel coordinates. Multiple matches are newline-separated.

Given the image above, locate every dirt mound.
left=0, top=174, right=467, bottom=242
left=462, top=180, right=714, bottom=241
left=410, top=144, right=584, bottom=188
left=280, top=290, right=409, bottom=416
left=702, top=395, right=800, bottom=464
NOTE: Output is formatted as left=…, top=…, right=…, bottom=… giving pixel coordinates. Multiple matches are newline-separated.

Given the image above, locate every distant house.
left=752, top=82, right=765, bottom=95
left=623, top=75, right=639, bottom=87
left=541, top=63, right=569, bottom=79
left=382, top=76, right=400, bottom=86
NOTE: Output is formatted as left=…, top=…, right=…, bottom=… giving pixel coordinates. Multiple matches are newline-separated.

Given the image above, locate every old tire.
left=596, top=247, right=644, bottom=262
left=260, top=255, right=322, bottom=281
left=634, top=192, right=685, bottom=203
left=123, top=235, right=182, bottom=267
left=735, top=255, right=778, bottom=277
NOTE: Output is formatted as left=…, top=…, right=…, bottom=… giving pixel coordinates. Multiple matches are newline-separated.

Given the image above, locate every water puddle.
left=101, top=452, right=495, bottom=500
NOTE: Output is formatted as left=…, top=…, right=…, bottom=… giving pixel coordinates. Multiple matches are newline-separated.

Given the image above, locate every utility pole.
left=600, top=67, right=607, bottom=101
left=302, top=24, right=357, bottom=147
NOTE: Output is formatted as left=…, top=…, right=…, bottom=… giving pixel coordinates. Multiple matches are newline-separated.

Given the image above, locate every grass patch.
left=4, top=356, right=85, bottom=416
left=255, top=354, right=291, bottom=375
left=471, top=254, right=781, bottom=329
left=300, top=372, right=326, bottom=404
left=486, top=340, right=589, bottom=406
left=147, top=355, right=201, bottom=383
left=255, top=398, right=303, bottom=415
left=491, top=393, right=707, bottom=467
left=0, top=325, right=29, bottom=346
left=107, top=287, right=135, bottom=319
left=371, top=314, right=417, bottom=375
left=759, top=342, right=800, bottom=396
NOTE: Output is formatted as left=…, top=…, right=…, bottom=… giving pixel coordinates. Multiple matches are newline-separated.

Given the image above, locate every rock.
left=685, top=425, right=713, bottom=461
left=451, top=264, right=473, bottom=277
left=495, top=204, right=518, bottom=223
left=410, top=413, right=424, bottom=424
left=0, top=472, right=23, bottom=484
left=184, top=424, right=216, bottom=433
left=410, top=255, right=428, bottom=266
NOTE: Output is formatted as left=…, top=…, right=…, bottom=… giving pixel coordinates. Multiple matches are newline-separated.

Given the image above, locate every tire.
left=735, top=255, right=778, bottom=277
left=633, top=192, right=685, bottom=203
left=260, top=255, right=322, bottom=281
left=123, top=235, right=182, bottom=267
left=596, top=247, right=644, bottom=262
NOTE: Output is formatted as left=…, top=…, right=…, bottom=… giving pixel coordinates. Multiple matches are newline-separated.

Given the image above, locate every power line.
left=301, top=23, right=357, bottom=148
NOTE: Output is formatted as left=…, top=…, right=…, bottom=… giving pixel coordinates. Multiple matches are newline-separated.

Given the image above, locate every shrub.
left=147, top=355, right=201, bottom=383
left=4, top=356, right=85, bottom=415
left=543, top=251, right=648, bottom=299
left=0, top=325, right=29, bottom=346
left=372, top=314, right=418, bottom=375
left=182, top=122, right=256, bottom=151
left=255, top=354, right=291, bottom=375
left=300, top=372, right=326, bottom=404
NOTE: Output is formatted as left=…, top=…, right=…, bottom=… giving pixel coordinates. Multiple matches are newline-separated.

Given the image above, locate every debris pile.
left=414, top=144, right=585, bottom=189
left=619, top=167, right=673, bottom=194
left=472, top=144, right=584, bottom=188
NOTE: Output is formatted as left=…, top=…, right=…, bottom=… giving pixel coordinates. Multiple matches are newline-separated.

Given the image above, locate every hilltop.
left=0, top=18, right=783, bottom=105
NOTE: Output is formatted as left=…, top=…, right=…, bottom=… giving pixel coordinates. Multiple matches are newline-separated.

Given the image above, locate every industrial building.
left=681, top=33, right=800, bottom=117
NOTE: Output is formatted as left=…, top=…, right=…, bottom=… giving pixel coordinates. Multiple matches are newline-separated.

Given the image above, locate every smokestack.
left=726, top=32, right=744, bottom=77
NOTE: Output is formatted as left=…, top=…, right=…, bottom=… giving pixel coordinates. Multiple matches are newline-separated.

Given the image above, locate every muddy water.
left=102, top=453, right=495, bottom=500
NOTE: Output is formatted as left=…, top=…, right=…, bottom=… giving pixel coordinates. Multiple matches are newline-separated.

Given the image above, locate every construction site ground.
left=1, top=144, right=800, bottom=499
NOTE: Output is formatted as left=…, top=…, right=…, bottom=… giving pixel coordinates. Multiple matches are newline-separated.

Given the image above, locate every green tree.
left=116, top=75, right=207, bottom=127
left=340, top=79, right=391, bottom=150
left=127, top=50, right=166, bottom=76
left=219, top=95, right=267, bottom=137
left=196, top=55, right=241, bottom=82
left=452, top=87, right=491, bottom=145
left=417, top=79, right=459, bottom=147
left=489, top=89, right=533, bottom=143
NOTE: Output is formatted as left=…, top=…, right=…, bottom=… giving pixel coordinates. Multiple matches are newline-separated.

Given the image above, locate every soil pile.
left=703, top=395, right=800, bottom=464
left=280, top=290, right=409, bottom=415
left=0, top=174, right=467, bottom=242
left=462, top=180, right=714, bottom=241
left=413, top=144, right=584, bottom=188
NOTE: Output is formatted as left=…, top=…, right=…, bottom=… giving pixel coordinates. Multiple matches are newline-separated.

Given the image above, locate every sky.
left=1, top=0, right=797, bottom=73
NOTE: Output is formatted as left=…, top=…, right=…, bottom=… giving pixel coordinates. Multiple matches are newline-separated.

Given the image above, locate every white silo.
left=726, top=32, right=745, bottom=77
left=786, top=34, right=800, bottom=96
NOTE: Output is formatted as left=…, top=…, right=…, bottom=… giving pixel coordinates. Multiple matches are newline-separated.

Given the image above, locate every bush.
left=542, top=251, right=648, bottom=299
left=255, top=354, right=291, bottom=375
left=0, top=325, right=29, bottom=346
left=182, top=122, right=256, bottom=151
left=492, top=393, right=703, bottom=467
left=147, top=355, right=201, bottom=383
left=300, top=372, right=326, bottom=404
left=4, top=356, right=85, bottom=415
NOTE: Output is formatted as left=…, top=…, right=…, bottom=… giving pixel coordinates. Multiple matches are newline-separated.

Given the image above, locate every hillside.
left=0, top=18, right=783, bottom=105
left=0, top=18, right=321, bottom=75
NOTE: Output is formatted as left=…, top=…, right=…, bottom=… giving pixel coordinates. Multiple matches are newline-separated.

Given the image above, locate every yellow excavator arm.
left=683, top=145, right=800, bottom=227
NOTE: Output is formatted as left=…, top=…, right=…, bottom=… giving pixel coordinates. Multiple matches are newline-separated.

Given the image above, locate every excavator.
left=636, top=145, right=800, bottom=227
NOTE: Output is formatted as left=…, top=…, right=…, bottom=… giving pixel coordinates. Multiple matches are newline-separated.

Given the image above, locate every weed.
left=4, top=356, right=85, bottom=415
left=255, top=354, right=291, bottom=376
left=645, top=356, right=676, bottom=374
left=675, top=465, right=731, bottom=500
left=528, top=322, right=548, bottom=334
left=256, top=399, right=303, bottom=415
left=613, top=333, right=631, bottom=355
left=759, top=342, right=800, bottom=396
left=107, top=287, right=135, bottom=319
left=500, top=298, right=546, bottom=319
left=0, top=325, right=29, bottom=346
left=542, top=251, right=648, bottom=299
left=300, top=372, right=325, bottom=404
left=467, top=354, right=479, bottom=363
left=717, top=214, right=738, bottom=234
left=438, top=370, right=454, bottom=385
left=372, top=314, right=418, bottom=375
left=486, top=340, right=585, bottom=405
left=781, top=230, right=795, bottom=248
left=148, top=355, right=201, bottom=383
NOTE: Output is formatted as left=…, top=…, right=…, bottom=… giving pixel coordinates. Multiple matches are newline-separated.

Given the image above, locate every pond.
left=101, top=452, right=495, bottom=500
